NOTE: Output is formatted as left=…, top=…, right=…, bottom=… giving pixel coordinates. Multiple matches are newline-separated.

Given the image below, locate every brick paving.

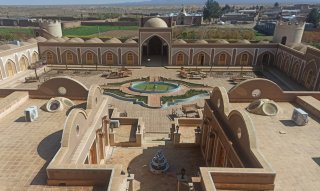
left=0, top=99, right=98, bottom=190
left=231, top=102, right=320, bottom=190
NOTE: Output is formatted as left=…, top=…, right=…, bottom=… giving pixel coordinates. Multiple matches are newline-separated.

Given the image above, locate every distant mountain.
left=112, top=0, right=320, bottom=6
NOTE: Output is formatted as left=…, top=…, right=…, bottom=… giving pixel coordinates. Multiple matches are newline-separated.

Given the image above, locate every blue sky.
left=2, top=0, right=146, bottom=5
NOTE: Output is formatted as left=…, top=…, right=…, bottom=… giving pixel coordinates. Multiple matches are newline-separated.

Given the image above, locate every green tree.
left=306, top=8, right=320, bottom=27
left=203, top=0, right=222, bottom=22
left=274, top=2, right=279, bottom=8
left=222, top=4, right=231, bottom=14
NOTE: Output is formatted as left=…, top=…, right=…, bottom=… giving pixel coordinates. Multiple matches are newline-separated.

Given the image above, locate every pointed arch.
left=173, top=51, right=188, bottom=65
left=61, top=50, right=78, bottom=65
left=122, top=51, right=137, bottom=65
left=193, top=51, right=210, bottom=66
left=81, top=50, right=98, bottom=65
left=5, top=59, right=17, bottom=77
left=235, top=51, right=253, bottom=66
left=43, top=50, right=58, bottom=65
left=102, top=51, right=117, bottom=65
left=214, top=51, right=231, bottom=66
left=19, top=55, right=29, bottom=71
left=31, top=51, right=39, bottom=63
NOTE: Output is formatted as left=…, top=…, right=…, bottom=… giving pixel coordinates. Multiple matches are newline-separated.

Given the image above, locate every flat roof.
left=231, top=102, right=320, bottom=190
left=0, top=98, right=93, bottom=190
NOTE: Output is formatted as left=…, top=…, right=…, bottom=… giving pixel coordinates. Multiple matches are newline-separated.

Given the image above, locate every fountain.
left=149, top=150, right=169, bottom=174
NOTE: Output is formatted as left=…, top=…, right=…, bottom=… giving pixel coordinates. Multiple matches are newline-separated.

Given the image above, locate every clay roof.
left=194, top=39, right=208, bottom=44
left=173, top=39, right=187, bottom=44
left=105, top=38, right=122, bottom=43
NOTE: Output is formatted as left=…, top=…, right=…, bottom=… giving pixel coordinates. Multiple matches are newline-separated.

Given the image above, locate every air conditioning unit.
left=291, top=108, right=308, bottom=126
left=25, top=106, right=39, bottom=122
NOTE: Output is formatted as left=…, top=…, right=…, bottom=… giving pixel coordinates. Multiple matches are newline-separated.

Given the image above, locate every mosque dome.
left=144, top=18, right=168, bottom=28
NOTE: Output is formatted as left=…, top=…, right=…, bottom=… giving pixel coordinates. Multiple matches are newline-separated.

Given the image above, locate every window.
left=107, top=53, right=113, bottom=65
left=177, top=53, right=184, bottom=65
left=240, top=53, right=249, bottom=65
left=47, top=52, right=54, bottom=64
left=292, top=64, right=299, bottom=79
left=218, top=53, right=226, bottom=65
left=306, top=70, right=315, bottom=89
left=86, top=52, right=94, bottom=64
left=197, top=53, right=205, bottom=65
left=127, top=53, right=133, bottom=65
left=66, top=52, right=73, bottom=64
left=262, top=53, right=270, bottom=65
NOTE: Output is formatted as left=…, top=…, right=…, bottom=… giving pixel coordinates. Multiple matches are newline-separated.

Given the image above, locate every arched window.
left=218, top=53, right=226, bottom=65
left=240, top=53, right=249, bottom=65
left=31, top=52, right=38, bottom=63
left=262, top=53, right=270, bottom=65
left=106, top=53, right=113, bottom=65
left=66, top=52, right=73, bottom=64
left=127, top=53, right=134, bottom=65
left=306, top=70, right=315, bottom=89
left=197, top=53, right=205, bottom=66
left=6, top=60, right=16, bottom=77
left=86, top=52, right=94, bottom=65
left=19, top=56, right=28, bottom=71
left=177, top=53, right=184, bottom=65
left=46, top=52, right=54, bottom=64
left=292, top=64, right=300, bottom=79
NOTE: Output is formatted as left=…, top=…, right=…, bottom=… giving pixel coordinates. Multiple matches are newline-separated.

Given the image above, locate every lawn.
left=161, top=89, right=208, bottom=103
left=134, top=83, right=176, bottom=91
left=104, top=89, right=148, bottom=104
left=63, top=25, right=138, bottom=37
left=0, top=27, right=33, bottom=40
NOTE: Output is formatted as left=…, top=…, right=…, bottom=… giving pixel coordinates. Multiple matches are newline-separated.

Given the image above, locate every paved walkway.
left=108, top=96, right=206, bottom=134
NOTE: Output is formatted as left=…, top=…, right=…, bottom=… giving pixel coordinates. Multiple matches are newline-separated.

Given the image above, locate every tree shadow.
left=31, top=130, right=62, bottom=185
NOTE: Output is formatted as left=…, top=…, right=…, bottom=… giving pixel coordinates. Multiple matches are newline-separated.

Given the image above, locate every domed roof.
left=105, top=38, right=122, bottom=43
left=54, top=37, right=66, bottom=42
left=62, top=36, right=70, bottom=40
left=215, top=39, right=229, bottom=44
left=85, top=39, right=99, bottom=43
left=67, top=38, right=84, bottom=43
left=173, top=39, right=187, bottom=44
left=237, top=39, right=251, bottom=44
left=35, top=36, right=47, bottom=42
left=194, top=39, right=208, bottom=44
left=27, top=38, right=38, bottom=43
left=144, top=18, right=168, bottom=28
left=46, top=38, right=59, bottom=43
left=124, top=39, right=137, bottom=43
left=90, top=38, right=103, bottom=43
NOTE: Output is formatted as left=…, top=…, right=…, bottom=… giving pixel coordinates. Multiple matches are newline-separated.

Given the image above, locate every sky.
left=1, top=0, right=317, bottom=5
left=1, top=0, right=146, bottom=5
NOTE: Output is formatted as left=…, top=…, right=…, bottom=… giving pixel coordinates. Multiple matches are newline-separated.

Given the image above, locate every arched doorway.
left=6, top=60, right=17, bottom=77
left=31, top=52, right=39, bottom=63
left=141, top=36, right=168, bottom=66
left=19, top=56, right=29, bottom=71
